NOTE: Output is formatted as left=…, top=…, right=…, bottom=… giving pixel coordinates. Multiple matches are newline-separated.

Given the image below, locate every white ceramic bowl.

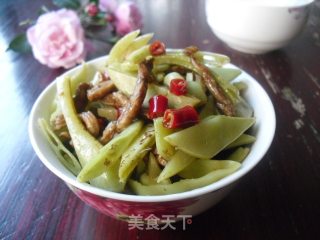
left=206, top=0, right=314, bottom=54
left=29, top=56, right=276, bottom=221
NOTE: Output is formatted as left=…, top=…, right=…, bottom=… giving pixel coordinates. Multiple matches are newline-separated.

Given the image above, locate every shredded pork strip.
left=52, top=114, right=66, bottom=131
left=100, top=61, right=149, bottom=144
left=74, top=82, right=91, bottom=112
left=184, top=46, right=235, bottom=116
left=79, top=111, right=100, bottom=137
left=101, top=91, right=129, bottom=108
left=87, top=79, right=115, bottom=101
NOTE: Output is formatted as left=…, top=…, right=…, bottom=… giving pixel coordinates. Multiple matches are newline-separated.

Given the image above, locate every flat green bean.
left=107, top=30, right=140, bottom=64
left=154, top=55, right=198, bottom=73
left=38, top=118, right=81, bottom=175
left=227, top=147, right=250, bottom=163
left=211, top=67, right=241, bottom=82
left=119, top=125, right=155, bottom=183
left=125, top=33, right=153, bottom=56
left=157, top=150, right=196, bottom=183
left=77, top=121, right=143, bottom=183
left=154, top=117, right=175, bottom=160
left=165, top=115, right=255, bottom=159
left=126, top=45, right=151, bottom=63
left=107, top=67, right=137, bottom=96
left=226, top=134, right=256, bottom=149
left=57, top=76, right=102, bottom=165
left=129, top=162, right=240, bottom=195
left=179, top=159, right=240, bottom=179
left=199, top=95, right=218, bottom=119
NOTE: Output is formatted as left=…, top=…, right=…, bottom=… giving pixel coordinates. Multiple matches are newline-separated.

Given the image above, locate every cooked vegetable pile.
left=39, top=30, right=256, bottom=195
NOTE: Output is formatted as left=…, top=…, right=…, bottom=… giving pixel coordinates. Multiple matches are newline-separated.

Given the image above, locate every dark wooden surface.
left=1, top=0, right=320, bottom=239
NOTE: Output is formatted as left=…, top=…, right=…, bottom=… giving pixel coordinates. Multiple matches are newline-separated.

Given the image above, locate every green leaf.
left=89, top=16, right=108, bottom=27
left=38, top=5, right=50, bottom=15
left=106, top=35, right=121, bottom=45
left=52, top=0, right=81, bottom=9
left=19, top=19, right=34, bottom=26
left=7, top=34, right=31, bottom=53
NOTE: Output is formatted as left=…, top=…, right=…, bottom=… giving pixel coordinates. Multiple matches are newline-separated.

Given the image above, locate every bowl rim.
left=29, top=54, right=276, bottom=203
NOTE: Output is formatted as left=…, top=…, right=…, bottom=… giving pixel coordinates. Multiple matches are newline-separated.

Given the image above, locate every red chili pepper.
left=163, top=106, right=199, bottom=129
left=149, top=40, right=166, bottom=56
left=170, top=79, right=187, bottom=95
left=148, top=95, right=168, bottom=119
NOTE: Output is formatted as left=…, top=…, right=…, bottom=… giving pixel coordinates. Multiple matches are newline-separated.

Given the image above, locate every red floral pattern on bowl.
left=70, top=185, right=199, bottom=221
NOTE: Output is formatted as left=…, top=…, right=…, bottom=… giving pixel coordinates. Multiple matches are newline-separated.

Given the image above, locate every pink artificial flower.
left=114, top=1, right=143, bottom=36
left=26, top=9, right=86, bottom=69
left=99, top=0, right=117, bottom=12
left=86, top=3, right=99, bottom=17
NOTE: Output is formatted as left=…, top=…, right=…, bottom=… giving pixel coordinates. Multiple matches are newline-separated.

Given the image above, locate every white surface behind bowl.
left=206, top=0, right=314, bottom=54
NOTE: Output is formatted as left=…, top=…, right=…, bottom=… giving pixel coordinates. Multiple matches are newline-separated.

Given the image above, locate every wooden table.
left=1, top=0, right=320, bottom=239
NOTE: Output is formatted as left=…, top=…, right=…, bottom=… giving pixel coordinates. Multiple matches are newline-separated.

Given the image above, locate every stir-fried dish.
left=39, top=30, right=256, bottom=195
